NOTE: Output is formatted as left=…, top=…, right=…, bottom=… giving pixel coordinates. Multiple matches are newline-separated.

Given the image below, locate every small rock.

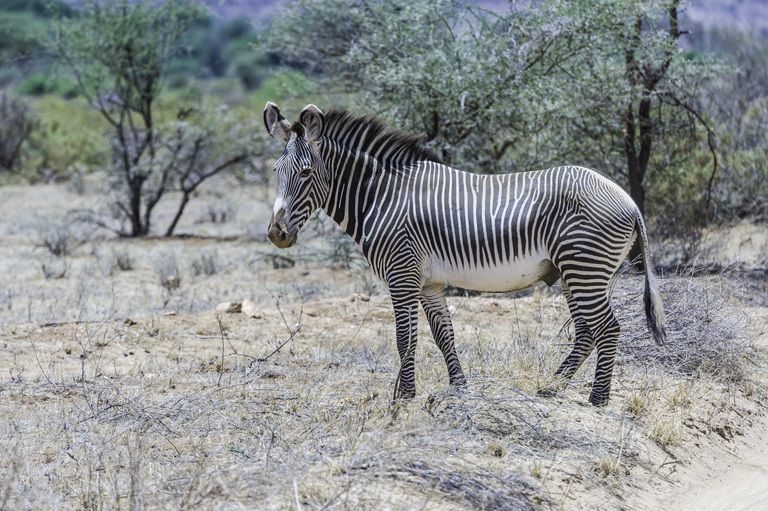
left=241, top=299, right=262, bottom=319
left=448, top=305, right=457, bottom=315
left=163, top=311, right=177, bottom=317
left=216, top=302, right=242, bottom=313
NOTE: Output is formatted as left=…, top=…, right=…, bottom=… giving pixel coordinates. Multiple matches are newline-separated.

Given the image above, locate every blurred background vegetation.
left=0, top=0, right=766, bottom=261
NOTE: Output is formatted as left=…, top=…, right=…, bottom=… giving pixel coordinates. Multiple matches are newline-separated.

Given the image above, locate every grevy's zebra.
left=264, top=102, right=666, bottom=406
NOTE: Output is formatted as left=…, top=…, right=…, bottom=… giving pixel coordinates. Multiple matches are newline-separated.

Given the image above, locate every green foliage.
left=0, top=0, right=73, bottom=16
left=267, top=0, right=732, bottom=231
left=52, top=0, right=208, bottom=119
left=696, top=29, right=768, bottom=222
left=0, top=0, right=74, bottom=73
left=16, top=73, right=79, bottom=98
left=0, top=10, right=50, bottom=61
left=250, top=70, right=314, bottom=106
left=26, top=95, right=108, bottom=177
left=0, top=0, right=270, bottom=99
left=172, top=15, right=268, bottom=89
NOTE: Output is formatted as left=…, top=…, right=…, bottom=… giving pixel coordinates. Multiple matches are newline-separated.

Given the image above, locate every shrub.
left=191, top=251, right=219, bottom=276
left=0, top=91, right=37, bottom=173
left=15, top=73, right=80, bottom=98
left=154, top=253, right=182, bottom=293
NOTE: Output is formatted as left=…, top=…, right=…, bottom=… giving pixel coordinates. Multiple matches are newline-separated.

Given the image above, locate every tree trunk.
left=129, top=181, right=143, bottom=236
left=624, top=105, right=645, bottom=216
left=165, top=192, right=191, bottom=237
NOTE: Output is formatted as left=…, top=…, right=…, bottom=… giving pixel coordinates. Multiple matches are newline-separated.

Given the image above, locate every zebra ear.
left=299, top=104, right=325, bottom=142
left=263, top=102, right=291, bottom=141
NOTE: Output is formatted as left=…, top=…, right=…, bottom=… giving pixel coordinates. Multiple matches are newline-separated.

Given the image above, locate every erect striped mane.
left=322, top=109, right=441, bottom=165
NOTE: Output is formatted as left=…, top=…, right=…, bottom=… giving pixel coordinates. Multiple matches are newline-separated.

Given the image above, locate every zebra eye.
left=300, top=165, right=312, bottom=177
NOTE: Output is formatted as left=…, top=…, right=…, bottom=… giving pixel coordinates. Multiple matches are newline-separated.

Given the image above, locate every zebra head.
left=263, top=102, right=328, bottom=249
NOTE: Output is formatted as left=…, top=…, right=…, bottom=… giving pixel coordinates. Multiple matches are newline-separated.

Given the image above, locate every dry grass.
left=1, top=179, right=767, bottom=510
left=614, top=267, right=753, bottom=383
left=2, top=271, right=763, bottom=510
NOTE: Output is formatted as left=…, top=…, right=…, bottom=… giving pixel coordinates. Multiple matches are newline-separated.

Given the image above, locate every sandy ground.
left=652, top=308, right=768, bottom=511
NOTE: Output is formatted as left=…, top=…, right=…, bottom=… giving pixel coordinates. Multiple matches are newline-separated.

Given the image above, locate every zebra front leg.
left=391, top=293, right=420, bottom=401
left=554, top=280, right=595, bottom=379
left=419, top=284, right=467, bottom=389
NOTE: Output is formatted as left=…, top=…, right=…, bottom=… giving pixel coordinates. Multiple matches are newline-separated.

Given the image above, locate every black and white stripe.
left=264, top=103, right=666, bottom=406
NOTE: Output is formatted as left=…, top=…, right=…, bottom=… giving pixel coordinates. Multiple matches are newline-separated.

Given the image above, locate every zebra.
left=263, top=102, right=666, bottom=406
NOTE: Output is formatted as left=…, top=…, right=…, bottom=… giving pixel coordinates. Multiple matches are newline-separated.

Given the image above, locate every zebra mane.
left=321, top=109, right=441, bottom=165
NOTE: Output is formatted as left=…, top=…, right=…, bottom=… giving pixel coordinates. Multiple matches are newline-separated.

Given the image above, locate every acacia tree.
left=53, top=0, right=255, bottom=237
left=569, top=0, right=718, bottom=218
left=694, top=29, right=768, bottom=222
left=268, top=0, right=598, bottom=171
left=268, top=0, right=717, bottom=224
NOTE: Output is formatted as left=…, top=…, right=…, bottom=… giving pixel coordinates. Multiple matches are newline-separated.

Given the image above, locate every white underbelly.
left=426, top=249, right=555, bottom=292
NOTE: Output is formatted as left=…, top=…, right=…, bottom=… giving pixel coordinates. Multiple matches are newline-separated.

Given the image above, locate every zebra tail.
left=636, top=214, right=667, bottom=345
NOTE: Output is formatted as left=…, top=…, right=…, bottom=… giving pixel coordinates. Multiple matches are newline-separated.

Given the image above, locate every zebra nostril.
left=279, top=230, right=287, bottom=241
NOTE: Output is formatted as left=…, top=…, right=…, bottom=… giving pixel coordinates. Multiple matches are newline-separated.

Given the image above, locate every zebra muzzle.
left=267, top=210, right=298, bottom=249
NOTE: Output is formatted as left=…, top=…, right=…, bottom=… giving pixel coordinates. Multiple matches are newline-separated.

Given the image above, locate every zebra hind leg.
left=559, top=277, right=620, bottom=406
left=554, top=280, right=595, bottom=379
left=419, top=284, right=467, bottom=389
left=587, top=306, right=620, bottom=406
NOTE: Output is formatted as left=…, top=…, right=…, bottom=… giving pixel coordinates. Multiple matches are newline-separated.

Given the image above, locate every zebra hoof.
left=393, top=387, right=416, bottom=401
left=554, top=366, right=577, bottom=380
left=450, top=376, right=468, bottom=391
left=589, top=391, right=610, bottom=407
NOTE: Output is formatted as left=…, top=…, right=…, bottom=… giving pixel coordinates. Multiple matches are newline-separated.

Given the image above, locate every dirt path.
left=667, top=415, right=768, bottom=511
left=644, top=307, right=768, bottom=511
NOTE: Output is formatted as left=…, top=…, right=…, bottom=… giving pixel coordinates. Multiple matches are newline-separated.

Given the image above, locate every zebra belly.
left=426, top=250, right=556, bottom=293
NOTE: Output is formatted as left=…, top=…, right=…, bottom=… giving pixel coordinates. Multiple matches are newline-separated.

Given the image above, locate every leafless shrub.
left=41, top=255, right=68, bottom=279
left=67, top=166, right=88, bottom=195
left=154, top=252, right=182, bottom=294
left=206, top=202, right=235, bottom=224
left=191, top=251, right=219, bottom=276
left=40, top=223, right=81, bottom=257
left=270, top=253, right=295, bottom=269
left=91, top=245, right=115, bottom=276
left=298, top=214, right=368, bottom=271
left=114, top=250, right=134, bottom=271
left=90, top=246, right=133, bottom=276
left=425, top=386, right=613, bottom=454
left=614, top=269, right=751, bottom=383
left=0, top=91, right=37, bottom=172
left=350, top=453, right=541, bottom=511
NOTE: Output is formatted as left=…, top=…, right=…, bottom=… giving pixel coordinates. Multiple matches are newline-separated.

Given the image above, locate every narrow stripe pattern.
left=265, top=105, right=666, bottom=406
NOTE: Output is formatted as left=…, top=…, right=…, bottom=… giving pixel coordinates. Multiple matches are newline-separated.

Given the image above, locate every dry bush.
left=114, top=249, right=134, bottom=271
left=39, top=223, right=82, bottom=257
left=0, top=91, right=37, bottom=173
left=613, top=268, right=751, bottom=383
left=190, top=250, right=220, bottom=276
left=206, top=202, right=236, bottom=224
left=153, top=252, right=182, bottom=293
left=348, top=452, right=541, bottom=510
left=1, top=270, right=763, bottom=510
left=40, top=254, right=68, bottom=280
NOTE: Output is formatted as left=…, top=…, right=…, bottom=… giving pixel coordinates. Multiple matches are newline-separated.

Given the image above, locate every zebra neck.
left=320, top=145, right=380, bottom=245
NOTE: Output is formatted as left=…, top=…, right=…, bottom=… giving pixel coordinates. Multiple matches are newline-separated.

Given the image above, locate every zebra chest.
left=424, top=249, right=554, bottom=293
